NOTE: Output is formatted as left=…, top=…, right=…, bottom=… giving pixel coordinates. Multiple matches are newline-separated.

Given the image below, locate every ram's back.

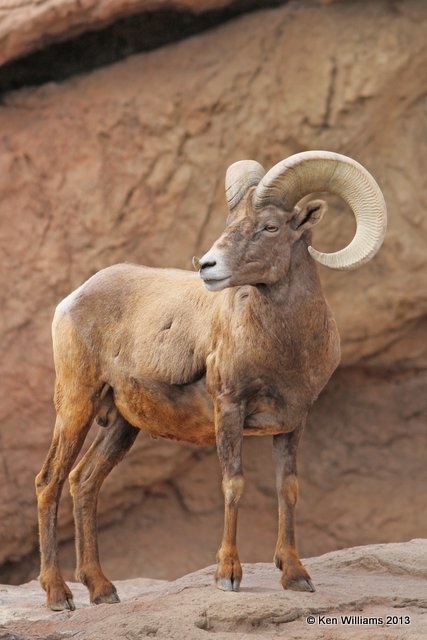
left=53, top=264, right=220, bottom=388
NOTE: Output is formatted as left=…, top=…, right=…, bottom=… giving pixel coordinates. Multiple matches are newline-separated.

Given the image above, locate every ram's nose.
left=193, top=254, right=218, bottom=273
left=199, top=258, right=217, bottom=272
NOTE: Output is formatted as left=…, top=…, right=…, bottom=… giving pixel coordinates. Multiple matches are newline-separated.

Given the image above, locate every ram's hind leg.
left=273, top=420, right=315, bottom=592
left=69, top=415, right=139, bottom=604
left=36, top=390, right=95, bottom=611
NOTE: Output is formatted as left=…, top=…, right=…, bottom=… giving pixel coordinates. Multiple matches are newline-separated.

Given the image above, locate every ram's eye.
left=265, top=225, right=279, bottom=233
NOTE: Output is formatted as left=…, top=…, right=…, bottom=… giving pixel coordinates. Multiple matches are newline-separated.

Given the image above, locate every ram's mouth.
left=202, top=276, right=231, bottom=292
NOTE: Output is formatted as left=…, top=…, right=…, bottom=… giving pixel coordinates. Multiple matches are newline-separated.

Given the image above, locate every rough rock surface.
left=1, top=541, right=426, bottom=639
left=1, top=0, right=427, bottom=575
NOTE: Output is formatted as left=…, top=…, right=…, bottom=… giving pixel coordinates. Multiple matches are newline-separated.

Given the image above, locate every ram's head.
left=195, top=151, right=387, bottom=291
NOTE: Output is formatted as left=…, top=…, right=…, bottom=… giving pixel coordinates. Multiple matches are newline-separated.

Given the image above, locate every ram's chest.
left=209, top=317, right=339, bottom=429
left=238, top=363, right=321, bottom=435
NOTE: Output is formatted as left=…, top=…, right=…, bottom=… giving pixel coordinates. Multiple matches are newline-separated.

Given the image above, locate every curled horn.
left=225, top=160, right=265, bottom=213
left=252, top=150, right=387, bottom=270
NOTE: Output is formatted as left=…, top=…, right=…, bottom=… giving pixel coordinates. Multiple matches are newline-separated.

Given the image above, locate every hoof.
left=92, top=589, right=120, bottom=605
left=274, top=552, right=315, bottom=592
left=45, top=582, right=76, bottom=612
left=215, top=549, right=242, bottom=593
left=216, top=576, right=241, bottom=592
left=49, top=595, right=76, bottom=611
left=282, top=576, right=315, bottom=592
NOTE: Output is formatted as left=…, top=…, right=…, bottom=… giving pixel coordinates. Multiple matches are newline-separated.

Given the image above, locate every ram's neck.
left=247, top=239, right=324, bottom=321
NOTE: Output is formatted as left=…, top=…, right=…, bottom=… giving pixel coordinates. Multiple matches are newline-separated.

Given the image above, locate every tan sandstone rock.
left=0, top=0, right=426, bottom=574
left=1, top=540, right=426, bottom=639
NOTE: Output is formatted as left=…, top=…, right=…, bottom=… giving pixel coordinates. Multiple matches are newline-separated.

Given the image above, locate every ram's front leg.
left=214, top=394, right=244, bottom=592
left=273, top=421, right=315, bottom=592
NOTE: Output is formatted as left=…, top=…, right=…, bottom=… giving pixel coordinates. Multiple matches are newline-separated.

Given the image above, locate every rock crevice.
left=0, top=0, right=287, bottom=94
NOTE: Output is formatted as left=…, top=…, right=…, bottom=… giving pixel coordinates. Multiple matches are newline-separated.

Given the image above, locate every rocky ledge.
left=1, top=540, right=426, bottom=639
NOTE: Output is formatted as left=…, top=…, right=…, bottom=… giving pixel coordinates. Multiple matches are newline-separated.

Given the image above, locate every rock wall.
left=0, top=0, right=426, bottom=578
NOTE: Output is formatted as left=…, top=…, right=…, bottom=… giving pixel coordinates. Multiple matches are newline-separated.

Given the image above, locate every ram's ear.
left=291, top=199, right=327, bottom=233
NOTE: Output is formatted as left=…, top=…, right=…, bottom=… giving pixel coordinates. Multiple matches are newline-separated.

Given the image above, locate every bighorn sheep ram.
left=36, top=151, right=386, bottom=610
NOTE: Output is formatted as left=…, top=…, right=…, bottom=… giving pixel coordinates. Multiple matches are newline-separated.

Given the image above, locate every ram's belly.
left=113, top=377, right=295, bottom=445
left=112, top=377, right=214, bottom=445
